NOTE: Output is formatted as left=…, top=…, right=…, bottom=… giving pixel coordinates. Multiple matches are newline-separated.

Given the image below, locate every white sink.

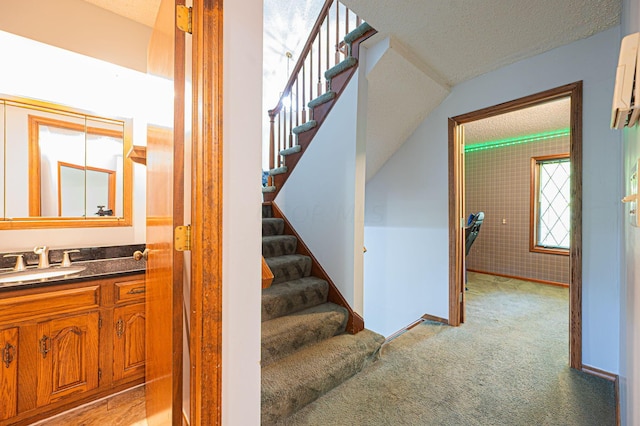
left=0, top=266, right=87, bottom=284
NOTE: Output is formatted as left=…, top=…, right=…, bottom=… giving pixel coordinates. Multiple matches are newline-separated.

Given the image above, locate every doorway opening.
left=448, top=82, right=583, bottom=369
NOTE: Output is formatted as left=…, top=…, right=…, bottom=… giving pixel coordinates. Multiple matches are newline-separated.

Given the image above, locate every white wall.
left=275, top=70, right=367, bottom=314
left=221, top=0, right=263, bottom=423
left=620, top=2, right=640, bottom=425
left=365, top=27, right=623, bottom=374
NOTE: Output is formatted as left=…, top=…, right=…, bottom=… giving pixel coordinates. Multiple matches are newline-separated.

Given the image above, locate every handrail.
left=268, top=0, right=335, bottom=117
left=266, top=1, right=362, bottom=183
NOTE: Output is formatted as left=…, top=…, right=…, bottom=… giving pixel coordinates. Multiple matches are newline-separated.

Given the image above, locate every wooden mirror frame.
left=0, top=95, right=133, bottom=229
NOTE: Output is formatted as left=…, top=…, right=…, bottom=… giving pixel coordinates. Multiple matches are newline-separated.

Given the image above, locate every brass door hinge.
left=177, top=5, right=193, bottom=34
left=98, top=317, right=102, bottom=329
left=175, top=225, right=191, bottom=251
left=98, top=368, right=102, bottom=382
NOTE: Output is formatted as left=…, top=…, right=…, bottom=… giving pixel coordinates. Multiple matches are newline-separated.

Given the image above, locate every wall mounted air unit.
left=611, top=33, right=640, bottom=129
left=612, top=32, right=640, bottom=129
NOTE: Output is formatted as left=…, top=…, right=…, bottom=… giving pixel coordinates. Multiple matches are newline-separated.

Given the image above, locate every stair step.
left=261, top=329, right=385, bottom=424
left=308, top=90, right=336, bottom=109
left=344, top=22, right=374, bottom=46
left=262, top=218, right=284, bottom=236
left=279, top=145, right=301, bottom=156
left=262, top=235, right=297, bottom=258
left=261, top=303, right=347, bottom=367
left=265, top=254, right=312, bottom=284
left=262, top=185, right=276, bottom=194
left=262, top=204, right=273, bottom=218
left=324, top=56, right=357, bottom=82
left=292, top=120, right=317, bottom=135
left=262, top=276, right=329, bottom=322
left=269, top=166, right=287, bottom=176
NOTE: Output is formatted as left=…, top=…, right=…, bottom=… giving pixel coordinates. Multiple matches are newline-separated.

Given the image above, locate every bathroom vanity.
left=0, top=246, right=146, bottom=425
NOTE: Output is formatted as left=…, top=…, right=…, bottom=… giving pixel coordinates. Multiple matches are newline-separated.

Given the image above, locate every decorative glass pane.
left=538, top=159, right=570, bottom=249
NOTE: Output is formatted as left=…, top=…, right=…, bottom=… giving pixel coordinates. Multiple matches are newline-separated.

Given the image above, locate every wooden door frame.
left=189, top=0, right=224, bottom=424
left=448, top=81, right=583, bottom=370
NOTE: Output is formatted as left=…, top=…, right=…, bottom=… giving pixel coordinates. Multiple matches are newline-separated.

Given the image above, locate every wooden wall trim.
left=190, top=0, right=223, bottom=424
left=581, top=364, right=618, bottom=382
left=449, top=81, right=583, bottom=370
left=467, top=269, right=569, bottom=288
left=421, top=313, right=449, bottom=324
left=568, top=82, right=583, bottom=370
left=172, top=1, right=186, bottom=422
left=581, top=365, right=620, bottom=426
left=270, top=202, right=364, bottom=334
left=448, top=118, right=461, bottom=326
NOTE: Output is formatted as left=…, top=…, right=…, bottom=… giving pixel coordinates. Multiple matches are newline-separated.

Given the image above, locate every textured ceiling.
left=80, top=0, right=161, bottom=27
left=80, top=0, right=611, bottom=167
left=464, top=97, right=571, bottom=145
left=343, top=0, right=620, bottom=86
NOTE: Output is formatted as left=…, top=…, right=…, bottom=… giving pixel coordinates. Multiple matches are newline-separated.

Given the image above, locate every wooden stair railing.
left=264, top=0, right=376, bottom=202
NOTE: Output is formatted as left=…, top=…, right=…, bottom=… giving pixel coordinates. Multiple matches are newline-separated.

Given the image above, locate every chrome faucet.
left=33, top=246, right=50, bottom=269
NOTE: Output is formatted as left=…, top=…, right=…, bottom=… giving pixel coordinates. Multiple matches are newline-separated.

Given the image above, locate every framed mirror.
left=0, top=94, right=132, bottom=229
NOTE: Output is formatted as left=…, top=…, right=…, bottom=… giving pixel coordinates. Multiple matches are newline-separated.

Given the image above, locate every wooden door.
left=448, top=120, right=466, bottom=326
left=0, top=327, right=18, bottom=420
left=458, top=124, right=466, bottom=324
left=36, top=312, right=100, bottom=406
left=113, top=303, right=146, bottom=382
left=145, top=0, right=185, bottom=424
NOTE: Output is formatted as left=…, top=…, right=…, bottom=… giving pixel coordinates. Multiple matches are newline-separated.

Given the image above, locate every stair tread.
left=262, top=204, right=273, bottom=218
left=262, top=276, right=329, bottom=322
left=343, top=22, right=374, bottom=45
left=292, top=120, right=317, bottom=135
left=324, top=56, right=358, bottom=81
left=280, top=145, right=301, bottom=156
left=308, top=90, right=336, bottom=109
left=262, top=218, right=285, bottom=236
left=266, top=254, right=312, bottom=284
left=262, top=235, right=298, bottom=258
left=269, top=166, right=288, bottom=176
left=261, top=303, right=348, bottom=366
left=261, top=329, right=385, bottom=424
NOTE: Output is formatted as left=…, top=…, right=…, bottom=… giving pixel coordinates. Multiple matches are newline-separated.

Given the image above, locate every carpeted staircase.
left=261, top=203, right=384, bottom=424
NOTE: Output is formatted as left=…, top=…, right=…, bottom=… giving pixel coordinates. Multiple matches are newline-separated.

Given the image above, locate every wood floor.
left=31, top=385, right=147, bottom=426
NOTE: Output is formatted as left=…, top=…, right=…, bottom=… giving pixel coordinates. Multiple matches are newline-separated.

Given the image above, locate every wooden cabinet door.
left=36, top=312, right=100, bottom=407
left=113, top=303, right=146, bottom=382
left=0, top=327, right=18, bottom=420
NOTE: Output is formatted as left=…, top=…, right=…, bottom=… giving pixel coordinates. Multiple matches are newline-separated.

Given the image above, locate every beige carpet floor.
left=280, top=272, right=616, bottom=425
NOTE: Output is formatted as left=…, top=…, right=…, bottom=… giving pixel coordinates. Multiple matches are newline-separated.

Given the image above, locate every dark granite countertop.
left=0, top=244, right=146, bottom=293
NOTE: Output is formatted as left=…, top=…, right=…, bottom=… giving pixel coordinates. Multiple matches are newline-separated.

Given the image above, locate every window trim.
left=529, top=153, right=570, bottom=256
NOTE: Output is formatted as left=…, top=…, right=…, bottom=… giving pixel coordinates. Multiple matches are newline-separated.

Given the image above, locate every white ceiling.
left=80, top=0, right=615, bottom=160
left=342, top=0, right=621, bottom=86
left=464, top=97, right=571, bottom=145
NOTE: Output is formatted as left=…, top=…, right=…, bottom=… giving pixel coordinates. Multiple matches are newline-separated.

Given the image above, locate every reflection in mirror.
left=0, top=102, right=4, bottom=219
left=0, top=95, right=132, bottom=229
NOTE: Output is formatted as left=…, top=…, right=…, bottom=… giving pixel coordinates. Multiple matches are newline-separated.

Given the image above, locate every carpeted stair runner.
left=261, top=204, right=384, bottom=424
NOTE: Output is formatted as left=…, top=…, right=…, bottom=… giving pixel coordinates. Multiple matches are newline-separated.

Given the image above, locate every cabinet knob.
left=116, top=318, right=125, bottom=338
left=133, top=249, right=149, bottom=261
left=39, top=335, right=50, bottom=359
left=2, top=343, right=15, bottom=368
